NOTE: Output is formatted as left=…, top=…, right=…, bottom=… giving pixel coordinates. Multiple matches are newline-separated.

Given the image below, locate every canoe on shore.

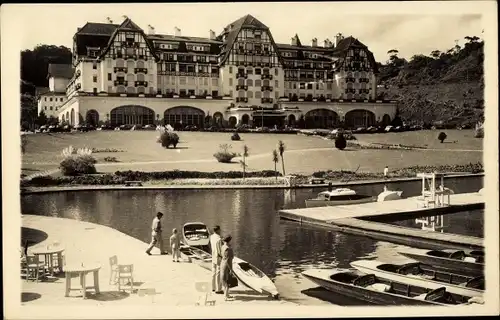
left=179, top=244, right=212, bottom=271
left=350, top=259, right=484, bottom=297
left=232, top=257, right=279, bottom=299
left=302, top=268, right=483, bottom=306
left=398, top=249, right=484, bottom=278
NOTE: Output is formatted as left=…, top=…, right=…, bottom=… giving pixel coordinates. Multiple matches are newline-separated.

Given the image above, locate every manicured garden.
left=21, top=129, right=483, bottom=184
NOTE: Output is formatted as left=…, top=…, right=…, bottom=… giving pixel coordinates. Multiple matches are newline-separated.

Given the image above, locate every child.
left=170, top=228, right=181, bottom=262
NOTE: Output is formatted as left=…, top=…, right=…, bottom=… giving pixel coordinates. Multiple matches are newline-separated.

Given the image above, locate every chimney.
left=148, top=25, right=155, bottom=35
left=174, top=27, right=181, bottom=37
left=335, top=33, right=344, bottom=46
left=291, top=35, right=298, bottom=46
left=324, top=38, right=332, bottom=48
left=312, top=38, right=318, bottom=47
left=209, top=29, right=216, bottom=40
left=106, top=17, right=113, bottom=24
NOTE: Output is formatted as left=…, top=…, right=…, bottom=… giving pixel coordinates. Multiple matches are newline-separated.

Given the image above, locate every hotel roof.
left=47, top=64, right=74, bottom=79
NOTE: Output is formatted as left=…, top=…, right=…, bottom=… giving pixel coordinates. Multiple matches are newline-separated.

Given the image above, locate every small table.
left=31, top=246, right=65, bottom=276
left=64, top=263, right=101, bottom=299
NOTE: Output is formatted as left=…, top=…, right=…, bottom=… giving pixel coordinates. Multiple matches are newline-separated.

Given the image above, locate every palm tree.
left=240, top=144, right=249, bottom=179
left=278, top=140, right=286, bottom=176
left=272, top=149, right=279, bottom=180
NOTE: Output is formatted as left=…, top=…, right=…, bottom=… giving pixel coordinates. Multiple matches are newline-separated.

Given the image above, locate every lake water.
left=21, top=176, right=483, bottom=305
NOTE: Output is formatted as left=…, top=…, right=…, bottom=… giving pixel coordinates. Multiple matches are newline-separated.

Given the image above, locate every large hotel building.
left=39, top=15, right=396, bottom=129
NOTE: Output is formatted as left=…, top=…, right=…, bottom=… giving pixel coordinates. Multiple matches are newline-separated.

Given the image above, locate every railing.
left=134, top=68, right=148, bottom=74
left=261, top=98, right=273, bottom=103
left=236, top=97, right=248, bottom=103
left=236, top=85, right=248, bottom=91
left=113, top=80, right=128, bottom=86
left=261, top=74, right=273, bottom=80
left=237, top=73, right=248, bottom=79
left=114, top=67, right=128, bottom=73
left=134, top=81, right=148, bottom=87
left=261, top=86, right=273, bottom=92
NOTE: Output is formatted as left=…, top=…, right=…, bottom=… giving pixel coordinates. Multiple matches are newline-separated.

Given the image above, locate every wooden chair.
left=194, top=282, right=216, bottom=306
left=109, top=255, right=119, bottom=285
left=117, top=264, right=134, bottom=292
left=24, top=256, right=45, bottom=282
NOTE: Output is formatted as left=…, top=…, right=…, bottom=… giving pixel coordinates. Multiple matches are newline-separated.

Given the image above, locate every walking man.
left=384, top=166, right=389, bottom=180
left=146, top=212, right=167, bottom=255
left=210, top=225, right=223, bottom=294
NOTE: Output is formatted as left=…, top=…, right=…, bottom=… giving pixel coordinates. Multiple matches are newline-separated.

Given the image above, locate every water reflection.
left=20, top=176, right=484, bottom=305
left=391, top=210, right=483, bottom=238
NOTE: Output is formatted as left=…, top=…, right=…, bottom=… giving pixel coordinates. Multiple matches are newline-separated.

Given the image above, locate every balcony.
left=126, top=55, right=137, bottom=60
left=236, top=85, right=248, bottom=91
left=138, top=55, right=145, bottom=60
left=237, top=73, right=248, bottom=79
left=236, top=97, right=248, bottom=103
left=261, top=98, right=273, bottom=104
left=135, top=81, right=148, bottom=87
left=114, top=67, right=128, bottom=73
left=134, top=68, right=148, bottom=74
left=346, top=77, right=356, bottom=83
left=261, top=86, right=273, bottom=92
left=261, top=74, right=273, bottom=80
left=114, top=80, right=128, bottom=86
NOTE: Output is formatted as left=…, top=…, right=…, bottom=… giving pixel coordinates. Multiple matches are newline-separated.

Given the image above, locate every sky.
left=6, top=2, right=485, bottom=62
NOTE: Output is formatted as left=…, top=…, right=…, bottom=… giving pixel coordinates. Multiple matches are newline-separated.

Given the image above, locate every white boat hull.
left=351, top=260, right=483, bottom=298
left=305, top=196, right=376, bottom=208
left=232, top=257, right=279, bottom=298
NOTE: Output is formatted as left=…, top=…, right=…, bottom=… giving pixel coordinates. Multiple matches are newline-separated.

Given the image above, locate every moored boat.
left=232, top=257, right=279, bottom=299
left=305, top=188, right=376, bottom=208
left=350, top=259, right=484, bottom=297
left=182, top=222, right=210, bottom=251
left=301, top=268, right=482, bottom=306
left=398, top=249, right=484, bottom=278
left=179, top=244, right=212, bottom=271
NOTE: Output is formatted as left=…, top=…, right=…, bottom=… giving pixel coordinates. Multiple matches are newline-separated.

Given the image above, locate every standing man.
left=384, top=166, right=389, bottom=180
left=210, top=225, right=223, bottom=294
left=146, top=212, right=167, bottom=255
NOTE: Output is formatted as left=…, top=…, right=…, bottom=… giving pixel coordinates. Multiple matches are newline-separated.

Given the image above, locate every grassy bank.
left=21, top=162, right=483, bottom=188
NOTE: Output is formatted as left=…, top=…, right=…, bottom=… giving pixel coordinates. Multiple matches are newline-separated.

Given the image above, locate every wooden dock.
left=279, top=192, right=484, bottom=250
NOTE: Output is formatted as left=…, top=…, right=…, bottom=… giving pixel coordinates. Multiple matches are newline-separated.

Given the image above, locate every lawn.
left=21, top=130, right=483, bottom=176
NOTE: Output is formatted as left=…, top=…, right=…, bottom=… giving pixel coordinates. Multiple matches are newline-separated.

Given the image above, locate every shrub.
left=60, top=157, right=97, bottom=176
left=160, top=131, right=180, bottom=148
left=214, top=144, right=238, bottom=163
left=104, top=156, right=119, bottom=162
left=475, top=127, right=484, bottom=138
left=231, top=133, right=241, bottom=141
left=335, top=134, right=347, bottom=150
left=438, top=132, right=447, bottom=143
left=59, top=145, right=97, bottom=176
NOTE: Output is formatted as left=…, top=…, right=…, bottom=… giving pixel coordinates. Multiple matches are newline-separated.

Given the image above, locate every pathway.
left=19, top=215, right=293, bottom=310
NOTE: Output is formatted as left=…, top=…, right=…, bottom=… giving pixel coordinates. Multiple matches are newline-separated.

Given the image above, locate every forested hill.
left=21, top=45, right=72, bottom=92
left=376, top=36, right=484, bottom=127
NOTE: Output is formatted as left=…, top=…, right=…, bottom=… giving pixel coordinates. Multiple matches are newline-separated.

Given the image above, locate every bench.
left=124, top=181, right=143, bottom=187
left=310, top=178, right=325, bottom=184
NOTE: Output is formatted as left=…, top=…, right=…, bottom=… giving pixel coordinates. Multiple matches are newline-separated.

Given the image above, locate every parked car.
left=384, top=125, right=394, bottom=132
left=366, top=126, right=378, bottom=133
left=143, top=124, right=156, bottom=130
left=119, top=124, right=133, bottom=130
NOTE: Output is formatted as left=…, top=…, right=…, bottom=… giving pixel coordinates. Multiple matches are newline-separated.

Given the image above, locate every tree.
left=335, top=133, right=347, bottom=150
left=272, top=149, right=279, bottom=180
left=438, top=132, right=447, bottom=143
left=430, top=50, right=441, bottom=59
left=465, top=36, right=480, bottom=44
left=387, top=49, right=400, bottom=64
left=36, top=110, right=48, bottom=127
left=21, top=44, right=72, bottom=89
left=240, top=145, right=249, bottom=179
left=278, top=140, right=286, bottom=176
left=21, top=135, right=28, bottom=154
